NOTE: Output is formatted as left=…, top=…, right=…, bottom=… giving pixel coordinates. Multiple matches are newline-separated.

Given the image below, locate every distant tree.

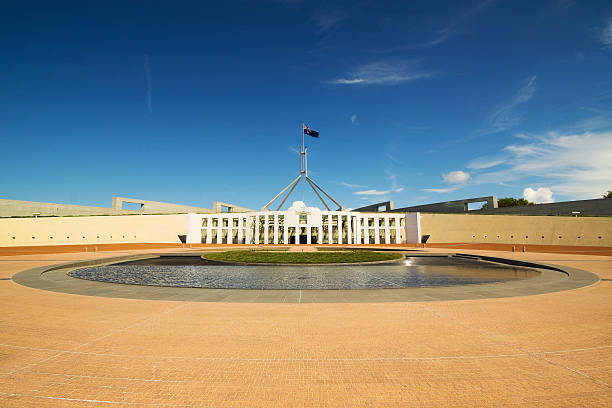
left=481, top=197, right=534, bottom=209
left=604, top=191, right=612, bottom=199
left=498, top=197, right=534, bottom=207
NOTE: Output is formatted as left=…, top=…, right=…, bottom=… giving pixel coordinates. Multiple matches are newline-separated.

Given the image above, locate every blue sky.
left=1, top=0, right=611, bottom=210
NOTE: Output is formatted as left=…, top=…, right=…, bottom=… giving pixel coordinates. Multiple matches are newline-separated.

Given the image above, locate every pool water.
left=69, top=255, right=540, bottom=290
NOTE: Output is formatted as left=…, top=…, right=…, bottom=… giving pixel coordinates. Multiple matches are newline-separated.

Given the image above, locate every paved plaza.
left=0, top=246, right=611, bottom=406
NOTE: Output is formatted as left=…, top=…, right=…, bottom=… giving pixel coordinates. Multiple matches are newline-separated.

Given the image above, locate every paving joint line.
left=414, top=303, right=612, bottom=389
left=0, top=342, right=610, bottom=362
left=0, top=302, right=189, bottom=383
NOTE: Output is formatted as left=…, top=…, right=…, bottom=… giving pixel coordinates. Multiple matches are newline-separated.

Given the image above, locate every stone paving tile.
left=542, top=348, right=612, bottom=387
left=0, top=248, right=611, bottom=406
left=0, top=345, right=59, bottom=375
left=1, top=357, right=611, bottom=406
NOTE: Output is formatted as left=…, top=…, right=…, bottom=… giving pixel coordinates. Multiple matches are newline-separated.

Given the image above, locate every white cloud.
left=350, top=114, right=357, bottom=124
left=523, top=187, right=555, bottom=204
left=476, top=75, right=536, bottom=136
left=355, top=189, right=391, bottom=196
left=473, top=130, right=612, bottom=199
left=331, top=61, right=437, bottom=85
left=443, top=170, right=471, bottom=184
left=423, top=171, right=469, bottom=194
left=601, top=17, right=612, bottom=48
left=287, top=200, right=320, bottom=212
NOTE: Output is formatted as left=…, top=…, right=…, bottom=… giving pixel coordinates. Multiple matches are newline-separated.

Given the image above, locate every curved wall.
left=0, top=212, right=610, bottom=248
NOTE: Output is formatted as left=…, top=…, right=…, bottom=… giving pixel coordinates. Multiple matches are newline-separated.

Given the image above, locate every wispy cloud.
left=312, top=8, right=348, bottom=31
left=601, top=17, right=612, bottom=48
left=341, top=181, right=366, bottom=188
left=389, top=174, right=403, bottom=192
left=144, top=54, right=152, bottom=113
left=422, top=187, right=459, bottom=193
left=272, top=0, right=303, bottom=5
left=475, top=75, right=536, bottom=136
left=350, top=114, right=357, bottom=124
left=354, top=174, right=403, bottom=196
left=370, top=0, right=494, bottom=52
left=423, top=170, right=470, bottom=194
left=471, top=130, right=612, bottom=199
left=570, top=108, right=612, bottom=132
left=466, top=156, right=506, bottom=170
left=355, top=189, right=392, bottom=196
left=331, top=61, right=437, bottom=85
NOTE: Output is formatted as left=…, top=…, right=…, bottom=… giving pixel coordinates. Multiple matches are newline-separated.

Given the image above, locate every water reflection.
left=70, top=256, right=541, bottom=290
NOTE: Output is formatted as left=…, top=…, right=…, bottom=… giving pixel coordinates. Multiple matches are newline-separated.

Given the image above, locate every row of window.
left=201, top=216, right=405, bottom=228
left=201, top=226, right=405, bottom=244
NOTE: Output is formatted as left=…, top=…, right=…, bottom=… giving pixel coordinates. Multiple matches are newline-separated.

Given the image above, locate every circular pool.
left=69, top=255, right=540, bottom=290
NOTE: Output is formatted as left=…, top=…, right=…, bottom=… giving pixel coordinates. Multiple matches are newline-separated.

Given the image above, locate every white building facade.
left=186, top=202, right=421, bottom=245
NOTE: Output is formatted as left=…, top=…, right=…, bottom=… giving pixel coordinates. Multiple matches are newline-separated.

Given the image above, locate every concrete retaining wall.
left=1, top=212, right=610, bottom=248
left=473, top=198, right=612, bottom=216
left=420, top=213, right=612, bottom=246
left=0, top=214, right=188, bottom=247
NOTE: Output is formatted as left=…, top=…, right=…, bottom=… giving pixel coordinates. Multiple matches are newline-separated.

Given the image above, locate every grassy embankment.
left=204, top=250, right=404, bottom=264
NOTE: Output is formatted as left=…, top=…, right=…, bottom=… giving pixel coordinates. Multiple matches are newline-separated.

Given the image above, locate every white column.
left=238, top=217, right=243, bottom=244
left=347, top=215, right=352, bottom=245
left=318, top=223, right=323, bottom=245
left=254, top=215, right=259, bottom=244
left=374, top=215, right=380, bottom=244
left=205, top=217, right=212, bottom=244
left=245, top=217, right=251, bottom=244
left=338, top=215, right=343, bottom=245
left=306, top=226, right=311, bottom=244
left=328, top=213, right=333, bottom=244
left=385, top=216, right=391, bottom=244
left=227, top=217, right=233, bottom=245
left=186, top=213, right=200, bottom=244
left=216, top=217, right=222, bottom=244
left=284, top=223, right=288, bottom=245
left=395, top=216, right=401, bottom=244
left=273, top=214, right=279, bottom=244
left=264, top=215, right=269, bottom=245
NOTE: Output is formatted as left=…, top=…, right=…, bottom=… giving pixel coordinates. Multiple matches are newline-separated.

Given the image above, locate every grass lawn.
left=203, top=250, right=404, bottom=264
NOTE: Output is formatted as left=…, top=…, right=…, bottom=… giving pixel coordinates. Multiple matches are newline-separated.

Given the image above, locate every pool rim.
left=10, top=251, right=600, bottom=303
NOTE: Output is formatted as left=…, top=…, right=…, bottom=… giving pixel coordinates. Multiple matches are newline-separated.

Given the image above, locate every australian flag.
left=303, top=124, right=319, bottom=138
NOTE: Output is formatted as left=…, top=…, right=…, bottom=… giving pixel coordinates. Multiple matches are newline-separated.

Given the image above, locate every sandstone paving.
left=0, top=248, right=610, bottom=406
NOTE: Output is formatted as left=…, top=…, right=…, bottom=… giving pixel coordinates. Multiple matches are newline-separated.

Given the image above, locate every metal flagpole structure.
left=262, top=124, right=344, bottom=211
